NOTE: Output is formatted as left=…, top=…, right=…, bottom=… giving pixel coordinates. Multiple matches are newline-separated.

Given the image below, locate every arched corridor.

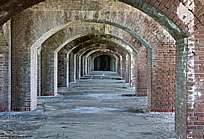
left=0, top=71, right=175, bottom=139
left=0, top=0, right=203, bottom=139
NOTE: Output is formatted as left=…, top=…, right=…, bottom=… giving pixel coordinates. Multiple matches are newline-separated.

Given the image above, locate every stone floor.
left=0, top=71, right=175, bottom=139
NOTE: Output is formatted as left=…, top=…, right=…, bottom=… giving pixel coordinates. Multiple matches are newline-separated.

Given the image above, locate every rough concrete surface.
left=0, top=72, right=175, bottom=139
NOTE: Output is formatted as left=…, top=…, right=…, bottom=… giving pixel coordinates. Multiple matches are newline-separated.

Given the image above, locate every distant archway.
left=94, top=55, right=114, bottom=71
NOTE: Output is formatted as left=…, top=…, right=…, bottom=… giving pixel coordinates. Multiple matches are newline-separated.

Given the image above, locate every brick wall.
left=151, top=44, right=176, bottom=112
left=186, top=2, right=204, bottom=138
left=0, top=0, right=204, bottom=138
left=176, top=39, right=187, bottom=139
left=11, top=15, right=33, bottom=111
left=0, top=28, right=9, bottom=112
left=0, top=54, right=8, bottom=111
left=137, top=47, right=148, bottom=96
left=10, top=0, right=176, bottom=112
left=41, top=27, right=137, bottom=95
left=58, top=49, right=67, bottom=87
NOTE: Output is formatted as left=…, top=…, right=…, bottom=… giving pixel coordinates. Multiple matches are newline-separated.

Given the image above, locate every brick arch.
left=18, top=6, right=176, bottom=101
left=3, top=1, right=204, bottom=138
left=78, top=46, right=129, bottom=82
left=40, top=32, right=136, bottom=96
left=24, top=5, right=174, bottom=47
left=8, top=1, right=174, bottom=53
left=34, top=22, right=141, bottom=50
left=22, top=6, right=175, bottom=99
left=76, top=44, right=125, bottom=72
left=3, top=0, right=204, bottom=138
left=66, top=38, right=133, bottom=82
left=62, top=39, right=132, bottom=86
left=34, top=23, right=139, bottom=97
left=40, top=28, right=138, bottom=94
left=69, top=42, right=131, bottom=85
left=64, top=39, right=133, bottom=85
left=10, top=0, right=178, bottom=115
left=25, top=11, right=174, bottom=108
left=71, top=41, right=127, bottom=81
left=12, top=8, right=176, bottom=113
left=0, top=0, right=191, bottom=37
left=55, top=33, right=136, bottom=88
left=36, top=22, right=140, bottom=94
left=76, top=42, right=134, bottom=83
left=119, top=0, right=188, bottom=36
left=86, top=49, right=121, bottom=73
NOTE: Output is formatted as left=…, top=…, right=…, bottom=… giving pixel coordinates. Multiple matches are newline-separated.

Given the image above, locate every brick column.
left=11, top=19, right=36, bottom=111
left=124, top=54, right=130, bottom=83
left=58, top=50, right=67, bottom=87
left=150, top=45, right=176, bottom=112
left=175, top=39, right=188, bottom=139
left=186, top=4, right=204, bottom=137
left=137, top=47, right=148, bottom=96
left=41, top=47, right=55, bottom=96
left=130, top=53, right=137, bottom=88
left=0, top=28, right=9, bottom=111
left=176, top=1, right=204, bottom=138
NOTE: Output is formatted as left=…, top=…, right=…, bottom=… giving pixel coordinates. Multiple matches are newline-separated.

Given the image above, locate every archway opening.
left=94, top=54, right=112, bottom=71
left=1, top=0, right=199, bottom=138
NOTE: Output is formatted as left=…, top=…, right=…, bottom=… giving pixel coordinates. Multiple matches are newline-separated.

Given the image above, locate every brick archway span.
left=3, top=1, right=204, bottom=138
left=40, top=33, right=134, bottom=96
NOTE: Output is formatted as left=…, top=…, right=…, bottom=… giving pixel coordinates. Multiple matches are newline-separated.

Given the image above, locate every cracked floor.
left=0, top=72, right=175, bottom=139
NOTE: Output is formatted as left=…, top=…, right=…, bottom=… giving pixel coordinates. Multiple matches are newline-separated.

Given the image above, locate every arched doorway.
left=94, top=55, right=112, bottom=71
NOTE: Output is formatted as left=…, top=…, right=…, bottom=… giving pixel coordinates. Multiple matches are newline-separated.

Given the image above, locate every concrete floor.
left=0, top=72, right=175, bottom=139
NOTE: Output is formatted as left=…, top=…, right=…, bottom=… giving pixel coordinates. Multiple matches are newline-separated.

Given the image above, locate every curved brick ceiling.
left=56, top=34, right=132, bottom=55
left=0, top=0, right=193, bottom=37
left=43, top=32, right=139, bottom=54
left=71, top=40, right=130, bottom=56
left=71, top=40, right=129, bottom=54
left=0, top=0, right=43, bottom=25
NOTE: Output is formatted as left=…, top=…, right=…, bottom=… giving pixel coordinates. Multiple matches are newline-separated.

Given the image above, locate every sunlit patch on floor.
left=71, top=107, right=122, bottom=113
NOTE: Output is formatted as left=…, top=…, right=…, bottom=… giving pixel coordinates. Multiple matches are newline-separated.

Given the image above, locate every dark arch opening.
left=94, top=55, right=111, bottom=71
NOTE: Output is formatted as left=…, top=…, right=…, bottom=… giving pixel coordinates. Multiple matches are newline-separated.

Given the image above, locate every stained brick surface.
left=0, top=29, right=9, bottom=112
left=137, top=47, right=148, bottom=96
left=0, top=0, right=203, bottom=139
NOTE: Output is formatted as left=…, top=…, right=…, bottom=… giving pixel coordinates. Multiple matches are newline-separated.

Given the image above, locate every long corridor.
left=0, top=1, right=203, bottom=138
left=0, top=71, right=175, bottom=139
